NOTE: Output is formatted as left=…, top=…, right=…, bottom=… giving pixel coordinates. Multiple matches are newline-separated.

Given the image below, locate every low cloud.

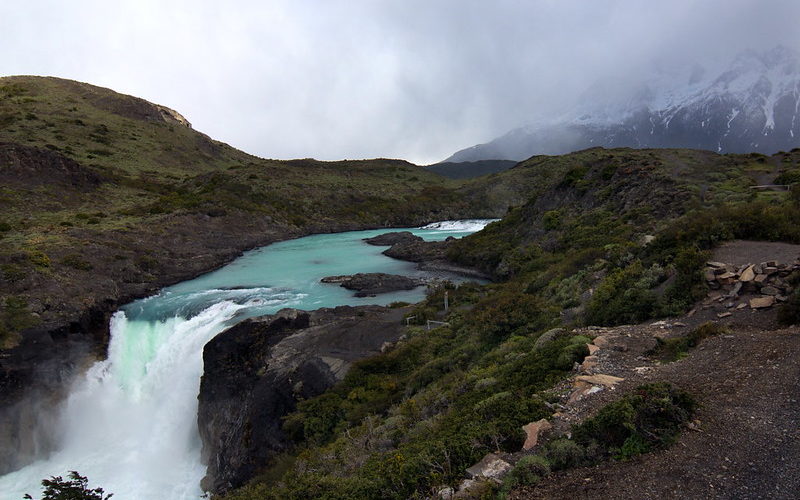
left=1, top=0, right=797, bottom=163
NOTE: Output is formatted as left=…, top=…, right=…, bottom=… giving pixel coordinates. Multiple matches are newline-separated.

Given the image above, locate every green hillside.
left=0, top=76, right=473, bottom=344
left=222, top=148, right=800, bottom=499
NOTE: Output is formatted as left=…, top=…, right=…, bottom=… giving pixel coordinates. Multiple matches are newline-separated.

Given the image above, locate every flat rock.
left=522, top=419, right=553, bottom=450
left=739, top=265, right=756, bottom=282
left=587, top=343, right=600, bottom=355
left=465, top=453, right=512, bottom=480
left=749, top=296, right=775, bottom=309
left=576, top=374, right=625, bottom=386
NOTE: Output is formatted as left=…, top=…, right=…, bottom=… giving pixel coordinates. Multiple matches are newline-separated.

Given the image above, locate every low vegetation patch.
left=500, top=383, right=695, bottom=497
left=225, top=283, right=584, bottom=499
left=648, top=322, right=728, bottom=361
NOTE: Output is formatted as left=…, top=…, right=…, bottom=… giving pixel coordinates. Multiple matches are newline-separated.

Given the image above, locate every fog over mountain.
left=1, top=1, right=799, bottom=163
left=445, top=46, right=800, bottom=162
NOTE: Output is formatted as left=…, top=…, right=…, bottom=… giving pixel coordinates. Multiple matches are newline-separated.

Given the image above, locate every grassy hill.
left=0, top=76, right=479, bottom=346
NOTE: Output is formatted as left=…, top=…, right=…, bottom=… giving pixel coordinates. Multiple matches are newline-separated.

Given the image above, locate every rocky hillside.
left=446, top=46, right=800, bottom=162
left=218, top=145, right=800, bottom=498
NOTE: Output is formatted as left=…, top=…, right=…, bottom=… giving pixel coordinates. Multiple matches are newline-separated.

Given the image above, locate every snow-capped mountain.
left=445, top=46, right=800, bottom=162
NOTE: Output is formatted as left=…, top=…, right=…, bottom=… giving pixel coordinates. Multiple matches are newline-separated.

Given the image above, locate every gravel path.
left=712, top=240, right=800, bottom=267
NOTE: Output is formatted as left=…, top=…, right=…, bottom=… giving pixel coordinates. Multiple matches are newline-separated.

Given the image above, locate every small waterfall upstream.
left=0, top=220, right=495, bottom=499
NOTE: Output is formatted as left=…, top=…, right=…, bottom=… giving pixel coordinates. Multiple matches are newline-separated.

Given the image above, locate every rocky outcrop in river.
left=197, top=305, right=408, bottom=495
left=320, top=273, right=426, bottom=296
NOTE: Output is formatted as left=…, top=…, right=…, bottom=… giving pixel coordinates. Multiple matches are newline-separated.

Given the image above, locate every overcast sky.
left=1, top=0, right=798, bottom=164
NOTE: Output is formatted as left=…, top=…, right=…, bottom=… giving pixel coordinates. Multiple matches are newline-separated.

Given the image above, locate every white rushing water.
left=0, top=220, right=496, bottom=499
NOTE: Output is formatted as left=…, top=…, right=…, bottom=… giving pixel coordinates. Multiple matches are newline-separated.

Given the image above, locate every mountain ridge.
left=446, top=46, right=800, bottom=162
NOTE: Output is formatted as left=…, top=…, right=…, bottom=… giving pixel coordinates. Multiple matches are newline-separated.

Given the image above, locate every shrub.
left=573, top=382, right=696, bottom=460
left=649, top=321, right=727, bottom=361
left=544, top=438, right=585, bottom=470
left=502, top=455, right=550, bottom=492
left=24, top=471, right=112, bottom=500
left=26, top=250, right=51, bottom=268
left=62, top=254, right=93, bottom=271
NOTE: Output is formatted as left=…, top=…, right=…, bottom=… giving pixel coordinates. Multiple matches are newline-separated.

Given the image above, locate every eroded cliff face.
left=197, top=305, right=408, bottom=495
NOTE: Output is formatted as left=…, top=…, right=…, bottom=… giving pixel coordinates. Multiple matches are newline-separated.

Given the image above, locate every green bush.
left=62, top=254, right=93, bottom=271
left=544, top=438, right=585, bottom=470
left=573, top=382, right=696, bottom=460
left=27, top=250, right=51, bottom=268
left=502, top=455, right=551, bottom=493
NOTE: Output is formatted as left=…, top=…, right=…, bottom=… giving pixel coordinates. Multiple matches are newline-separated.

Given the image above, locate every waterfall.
left=0, top=301, right=245, bottom=499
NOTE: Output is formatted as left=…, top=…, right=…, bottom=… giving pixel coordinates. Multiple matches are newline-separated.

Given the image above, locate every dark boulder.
left=320, top=273, right=426, bottom=296
left=382, top=239, right=450, bottom=263
left=197, top=305, right=408, bottom=495
left=363, top=231, right=422, bottom=246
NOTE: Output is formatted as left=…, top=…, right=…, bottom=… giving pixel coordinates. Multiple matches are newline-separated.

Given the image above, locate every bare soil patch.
left=712, top=240, right=800, bottom=267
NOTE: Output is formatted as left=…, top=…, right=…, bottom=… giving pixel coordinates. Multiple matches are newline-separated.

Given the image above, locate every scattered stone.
left=754, top=274, right=768, bottom=284
left=521, top=419, right=553, bottom=451
left=592, top=335, right=611, bottom=348
left=436, top=486, right=455, bottom=499
left=576, top=374, right=624, bottom=387
left=739, top=265, right=755, bottom=282
left=749, top=296, right=775, bottom=309
left=587, top=343, right=600, bottom=355
left=717, top=312, right=732, bottom=318
left=707, top=261, right=727, bottom=268
left=760, top=286, right=780, bottom=296
left=736, top=303, right=748, bottom=310
left=673, top=322, right=687, bottom=327
left=633, top=366, right=652, bottom=374
left=465, top=453, right=512, bottom=480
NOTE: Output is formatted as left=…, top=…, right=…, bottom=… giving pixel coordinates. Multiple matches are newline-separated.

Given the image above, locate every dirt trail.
left=512, top=316, right=800, bottom=500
